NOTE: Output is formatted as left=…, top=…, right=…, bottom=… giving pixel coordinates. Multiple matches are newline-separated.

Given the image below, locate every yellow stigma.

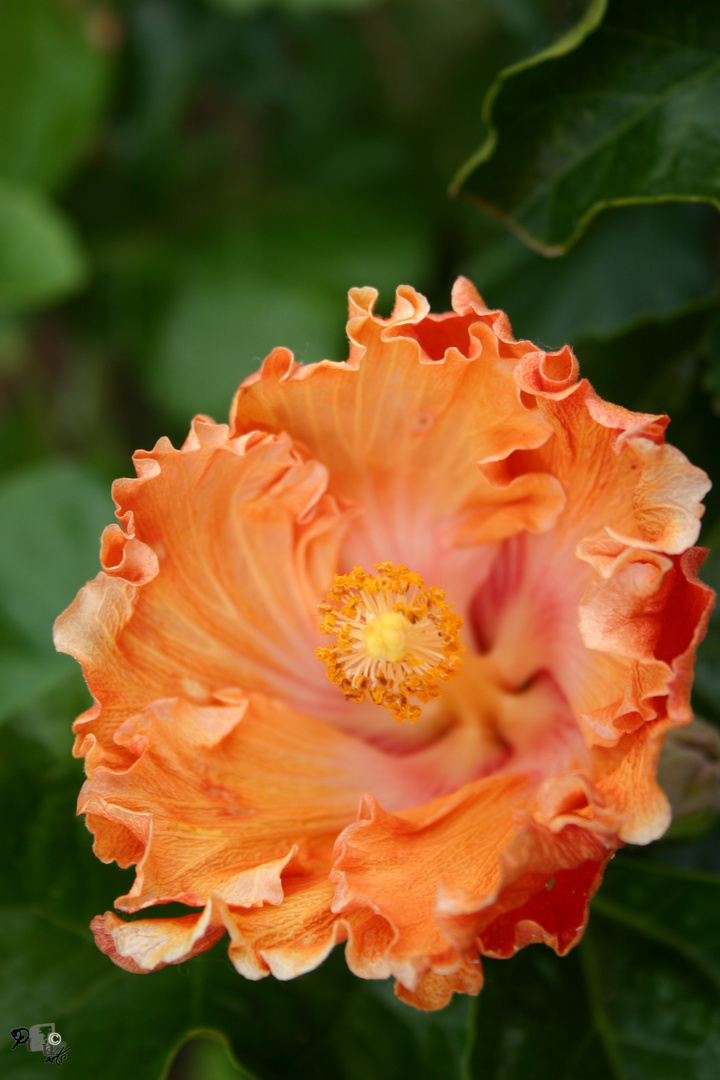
left=316, top=562, right=464, bottom=723
left=365, top=611, right=407, bottom=661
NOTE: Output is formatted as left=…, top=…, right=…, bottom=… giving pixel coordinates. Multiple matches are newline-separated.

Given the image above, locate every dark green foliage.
left=454, top=0, right=720, bottom=253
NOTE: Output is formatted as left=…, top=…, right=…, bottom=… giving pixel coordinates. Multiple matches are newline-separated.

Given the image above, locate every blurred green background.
left=2, top=1, right=720, bottom=1077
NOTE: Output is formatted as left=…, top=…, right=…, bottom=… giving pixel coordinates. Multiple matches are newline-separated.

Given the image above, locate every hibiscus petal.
left=393, top=956, right=484, bottom=1010
left=230, top=286, right=567, bottom=596
left=54, top=421, right=354, bottom=770
left=594, top=720, right=675, bottom=844
left=512, top=371, right=710, bottom=554
left=92, top=863, right=424, bottom=996
left=90, top=902, right=227, bottom=973
left=330, top=776, right=529, bottom=990
left=224, top=876, right=347, bottom=981
left=331, top=750, right=621, bottom=991
left=81, top=692, right=470, bottom=913
left=438, top=849, right=607, bottom=959
left=578, top=542, right=715, bottom=741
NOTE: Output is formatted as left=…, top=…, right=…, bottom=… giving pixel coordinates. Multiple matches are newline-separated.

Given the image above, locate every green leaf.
left=149, top=201, right=433, bottom=423
left=452, top=0, right=720, bottom=254
left=0, top=0, right=112, bottom=191
left=695, top=629, right=720, bottom=723
left=0, top=650, right=71, bottom=726
left=1, top=913, right=475, bottom=1080
left=700, top=310, right=720, bottom=413
left=0, top=461, right=111, bottom=651
left=594, top=858, right=720, bottom=988
left=0, top=182, right=88, bottom=310
left=470, top=857, right=720, bottom=1080
left=584, top=858, right=720, bottom=1079
left=481, top=0, right=591, bottom=48
left=173, top=1036, right=251, bottom=1080
left=461, top=203, right=720, bottom=350
left=471, top=949, right=612, bottom=1080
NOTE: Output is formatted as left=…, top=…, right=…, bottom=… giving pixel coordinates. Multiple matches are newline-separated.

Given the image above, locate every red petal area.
left=578, top=542, right=715, bottom=745
left=657, top=547, right=716, bottom=719
left=474, top=858, right=606, bottom=957
left=436, top=818, right=611, bottom=959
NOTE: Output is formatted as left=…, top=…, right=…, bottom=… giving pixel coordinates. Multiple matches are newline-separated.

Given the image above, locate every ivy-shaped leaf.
left=452, top=0, right=720, bottom=253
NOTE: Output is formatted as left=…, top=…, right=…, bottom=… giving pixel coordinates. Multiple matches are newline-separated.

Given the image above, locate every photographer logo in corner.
left=10, top=1024, right=69, bottom=1064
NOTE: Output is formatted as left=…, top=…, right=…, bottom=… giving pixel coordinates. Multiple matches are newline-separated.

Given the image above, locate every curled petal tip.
left=451, top=276, right=488, bottom=315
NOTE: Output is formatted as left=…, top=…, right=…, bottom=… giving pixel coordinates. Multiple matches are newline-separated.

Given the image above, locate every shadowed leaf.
left=453, top=0, right=720, bottom=253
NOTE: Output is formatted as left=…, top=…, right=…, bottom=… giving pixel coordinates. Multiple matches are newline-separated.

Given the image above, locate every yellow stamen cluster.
left=316, top=562, right=465, bottom=723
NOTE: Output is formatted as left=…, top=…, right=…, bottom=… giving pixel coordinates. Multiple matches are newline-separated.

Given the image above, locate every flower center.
left=364, top=610, right=407, bottom=661
left=316, top=562, right=464, bottom=723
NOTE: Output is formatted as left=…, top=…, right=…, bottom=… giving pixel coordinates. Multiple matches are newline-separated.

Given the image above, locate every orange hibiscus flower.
left=55, top=279, right=714, bottom=1010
